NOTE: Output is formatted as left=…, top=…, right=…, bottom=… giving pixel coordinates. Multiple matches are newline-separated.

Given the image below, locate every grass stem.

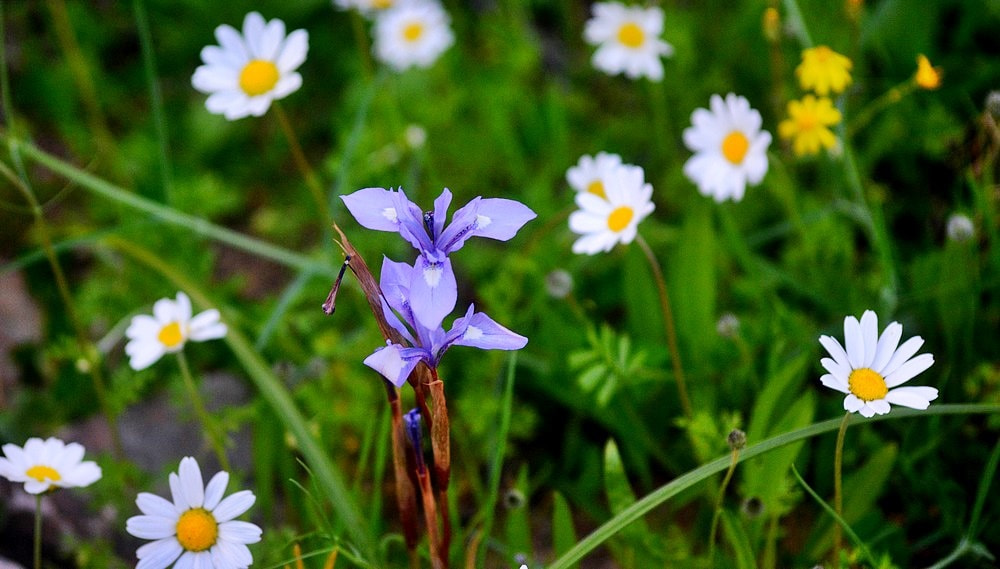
left=707, top=447, right=742, bottom=563
left=635, top=233, right=691, bottom=418
left=273, top=101, right=332, bottom=230
left=34, top=494, right=42, bottom=569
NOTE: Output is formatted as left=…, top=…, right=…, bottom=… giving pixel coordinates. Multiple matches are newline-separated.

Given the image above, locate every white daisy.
left=192, top=12, right=308, bottom=120
left=0, top=437, right=102, bottom=495
left=683, top=93, right=772, bottom=202
left=125, top=292, right=228, bottom=371
left=819, top=310, right=938, bottom=418
left=583, top=2, right=673, bottom=81
left=566, top=152, right=623, bottom=199
left=333, top=0, right=411, bottom=16
left=568, top=164, right=655, bottom=255
left=126, top=457, right=261, bottom=569
left=373, top=2, right=454, bottom=71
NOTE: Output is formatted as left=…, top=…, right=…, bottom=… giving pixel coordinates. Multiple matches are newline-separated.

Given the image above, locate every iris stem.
left=34, top=494, right=42, bottom=569
left=833, top=411, right=851, bottom=564
left=176, top=351, right=231, bottom=471
left=635, top=234, right=691, bottom=418
left=707, top=447, right=741, bottom=562
left=273, top=101, right=332, bottom=231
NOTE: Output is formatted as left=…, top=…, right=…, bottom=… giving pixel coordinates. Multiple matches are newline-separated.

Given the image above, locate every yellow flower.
left=796, top=46, right=852, bottom=96
left=915, top=54, right=942, bottom=90
left=778, top=95, right=842, bottom=157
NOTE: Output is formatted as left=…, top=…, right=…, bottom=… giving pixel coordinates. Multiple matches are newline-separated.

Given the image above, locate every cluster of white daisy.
left=192, top=4, right=453, bottom=121
left=566, top=152, right=655, bottom=255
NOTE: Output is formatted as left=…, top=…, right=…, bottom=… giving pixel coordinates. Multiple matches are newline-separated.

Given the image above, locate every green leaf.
left=552, top=492, right=578, bottom=568
left=721, top=510, right=758, bottom=569
left=505, top=465, right=533, bottom=560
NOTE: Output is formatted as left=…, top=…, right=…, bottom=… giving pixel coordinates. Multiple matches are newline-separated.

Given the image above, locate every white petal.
left=276, top=29, right=309, bottom=72
left=820, top=373, right=849, bottom=393
left=857, top=404, right=877, bottom=418
left=884, top=353, right=934, bottom=388
left=137, top=492, right=178, bottom=519
left=212, top=490, right=256, bottom=522
left=178, top=457, right=205, bottom=508
left=819, top=335, right=851, bottom=370
left=859, top=310, right=879, bottom=367
left=871, top=321, right=902, bottom=373
left=218, top=520, right=263, bottom=544
left=868, top=399, right=891, bottom=415
left=843, top=394, right=864, bottom=413
left=136, top=538, right=183, bottom=569
left=202, top=471, right=229, bottom=511
left=881, top=336, right=925, bottom=377
left=843, top=315, right=864, bottom=368
left=126, top=515, right=177, bottom=540
left=129, top=343, right=166, bottom=371
left=884, top=386, right=938, bottom=410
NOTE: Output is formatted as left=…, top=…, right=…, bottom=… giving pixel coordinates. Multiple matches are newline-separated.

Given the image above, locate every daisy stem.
left=707, top=447, right=742, bottom=563
left=33, top=494, right=42, bottom=569
left=273, top=101, right=332, bottom=230
left=176, top=352, right=231, bottom=472
left=833, top=411, right=851, bottom=565
left=635, top=233, right=692, bottom=418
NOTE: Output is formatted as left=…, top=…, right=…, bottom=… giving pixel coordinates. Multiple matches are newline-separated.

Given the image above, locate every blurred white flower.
left=333, top=0, right=411, bottom=16
left=192, top=12, right=308, bottom=120
left=544, top=269, right=574, bottom=298
left=683, top=93, right=771, bottom=202
left=374, top=2, right=454, bottom=71
left=569, top=164, right=655, bottom=255
left=0, top=437, right=101, bottom=495
left=583, top=2, right=673, bottom=81
left=405, top=124, right=427, bottom=149
left=819, top=310, right=937, bottom=418
left=126, top=457, right=261, bottom=569
left=125, top=292, right=227, bottom=371
left=716, top=312, right=740, bottom=338
left=566, top=152, right=623, bottom=199
left=946, top=213, right=974, bottom=242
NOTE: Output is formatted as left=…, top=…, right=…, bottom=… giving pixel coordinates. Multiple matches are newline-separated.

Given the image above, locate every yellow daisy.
left=778, top=95, right=842, bottom=157
left=915, top=54, right=942, bottom=90
left=796, top=45, right=852, bottom=96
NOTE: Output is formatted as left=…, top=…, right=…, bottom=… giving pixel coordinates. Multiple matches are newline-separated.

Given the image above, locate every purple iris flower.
left=362, top=257, right=528, bottom=387
left=341, top=187, right=536, bottom=330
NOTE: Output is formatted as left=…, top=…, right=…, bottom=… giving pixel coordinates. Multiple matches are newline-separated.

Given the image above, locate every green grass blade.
left=546, top=404, right=1000, bottom=569
left=966, top=436, right=1000, bottom=540
left=9, top=138, right=335, bottom=278
left=477, top=352, right=518, bottom=567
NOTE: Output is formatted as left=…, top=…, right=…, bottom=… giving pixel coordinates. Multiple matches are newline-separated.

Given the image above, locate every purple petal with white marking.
left=363, top=343, right=420, bottom=387
left=340, top=187, right=401, bottom=232
left=469, top=198, right=536, bottom=241
left=452, top=311, right=528, bottom=351
left=409, top=255, right=457, bottom=330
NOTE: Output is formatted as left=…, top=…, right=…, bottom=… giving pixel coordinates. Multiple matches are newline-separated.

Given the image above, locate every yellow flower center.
left=175, top=508, right=219, bottom=552
left=157, top=322, right=185, bottom=349
left=26, top=465, right=61, bottom=482
left=607, top=206, right=634, bottom=232
left=721, top=131, right=750, bottom=164
left=239, top=60, right=280, bottom=97
left=587, top=180, right=607, bottom=199
left=403, top=22, right=424, bottom=42
left=617, top=23, right=645, bottom=48
left=848, top=368, right=888, bottom=402
left=373, top=0, right=393, bottom=8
